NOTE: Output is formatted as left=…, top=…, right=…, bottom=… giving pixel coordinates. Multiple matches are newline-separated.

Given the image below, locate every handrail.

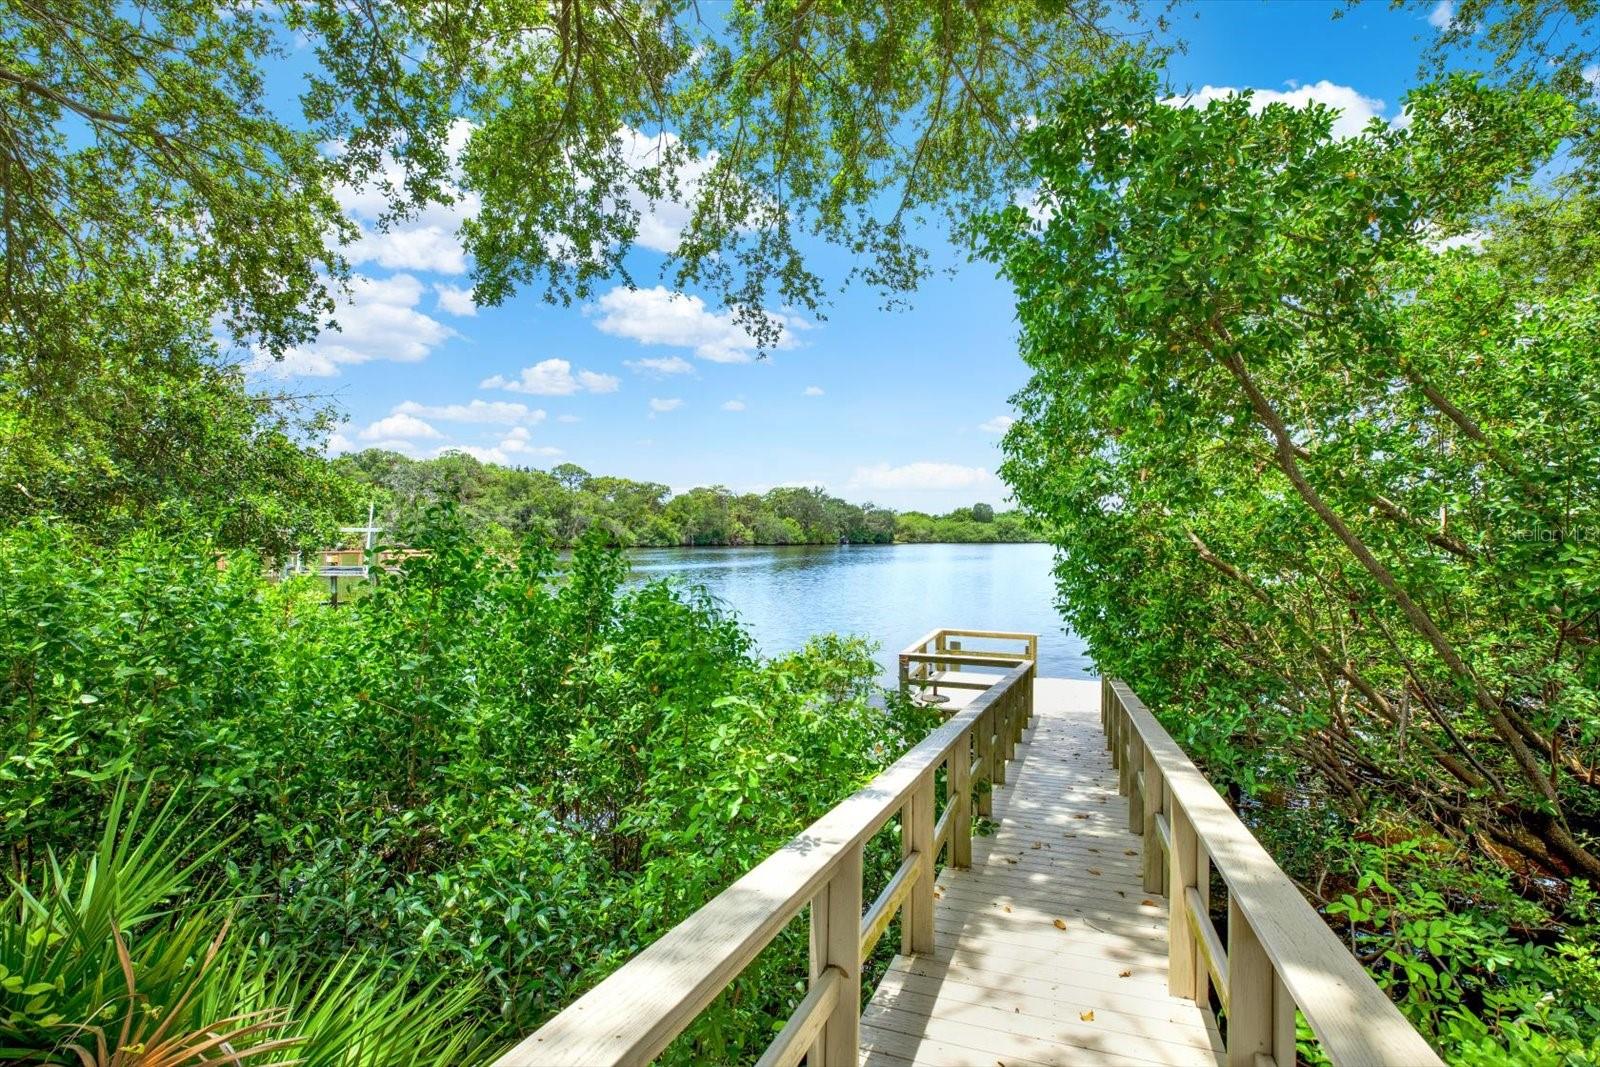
left=897, top=627, right=1040, bottom=695
left=497, top=644, right=1038, bottom=1067
left=1101, top=678, right=1444, bottom=1067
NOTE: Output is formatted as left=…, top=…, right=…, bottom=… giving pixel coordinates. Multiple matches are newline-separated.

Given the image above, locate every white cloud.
left=557, top=414, right=581, bottom=423
left=848, top=462, right=994, bottom=492
left=614, top=127, right=716, bottom=254
left=649, top=397, right=684, bottom=413
left=1427, top=0, right=1454, bottom=29
left=335, top=119, right=479, bottom=276
left=722, top=399, right=746, bottom=411
left=803, top=385, right=824, bottom=397
left=1427, top=229, right=1487, bottom=253
left=359, top=412, right=443, bottom=441
left=435, top=283, right=477, bottom=316
left=326, top=431, right=356, bottom=456
left=1166, top=81, right=1387, bottom=140
left=450, top=426, right=564, bottom=465
left=625, top=355, right=695, bottom=376
left=979, top=415, right=1016, bottom=433
left=394, top=399, right=545, bottom=425
left=586, top=285, right=806, bottom=363
left=257, top=273, right=457, bottom=377
left=480, top=358, right=620, bottom=395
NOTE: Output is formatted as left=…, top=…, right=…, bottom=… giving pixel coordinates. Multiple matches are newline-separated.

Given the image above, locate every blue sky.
left=254, top=1, right=1451, bottom=513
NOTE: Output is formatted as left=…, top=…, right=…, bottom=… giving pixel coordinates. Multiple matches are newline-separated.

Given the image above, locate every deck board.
left=861, top=677, right=1222, bottom=1067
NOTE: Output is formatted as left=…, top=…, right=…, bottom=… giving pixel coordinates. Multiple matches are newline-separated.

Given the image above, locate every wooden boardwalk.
left=509, top=631, right=1441, bottom=1067
left=860, top=677, right=1224, bottom=1067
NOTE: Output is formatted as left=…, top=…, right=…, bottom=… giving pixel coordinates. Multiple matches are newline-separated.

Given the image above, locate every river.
left=626, top=542, right=1093, bottom=681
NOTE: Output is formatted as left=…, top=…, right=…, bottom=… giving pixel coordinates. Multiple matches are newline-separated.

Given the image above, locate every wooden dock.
left=500, top=628, right=1443, bottom=1067
left=861, top=678, right=1222, bottom=1066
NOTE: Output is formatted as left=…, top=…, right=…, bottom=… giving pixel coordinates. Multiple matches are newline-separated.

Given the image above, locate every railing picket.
left=1142, top=746, right=1164, bottom=894
left=1168, top=803, right=1201, bottom=1001
left=976, top=705, right=996, bottom=816
left=1194, top=846, right=1214, bottom=1005
left=1227, top=897, right=1276, bottom=1067
left=950, top=732, right=972, bottom=868
left=809, top=843, right=863, bottom=1067
left=901, top=772, right=936, bottom=955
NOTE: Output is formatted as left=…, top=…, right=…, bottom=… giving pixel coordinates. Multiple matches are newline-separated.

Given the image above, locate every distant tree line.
left=335, top=449, right=1039, bottom=548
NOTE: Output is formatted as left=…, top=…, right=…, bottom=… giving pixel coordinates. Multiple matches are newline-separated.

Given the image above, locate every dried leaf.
left=1124, top=849, right=1137, bottom=856
left=1088, top=868, right=1102, bottom=876
left=1118, top=969, right=1132, bottom=978
left=1141, top=899, right=1156, bottom=907
left=1080, top=1010, right=1095, bottom=1021
left=1003, top=904, right=1013, bottom=912
left=1052, top=918, right=1067, bottom=930
left=1030, top=841, right=1042, bottom=850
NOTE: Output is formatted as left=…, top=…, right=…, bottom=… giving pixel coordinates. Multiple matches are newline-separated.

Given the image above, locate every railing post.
left=1024, top=661, right=1035, bottom=725
left=897, top=652, right=909, bottom=698
left=809, top=843, right=863, bottom=1067
left=1126, top=735, right=1142, bottom=833
left=1142, top=746, right=1165, bottom=894
left=1194, top=847, right=1213, bottom=1005
left=1227, top=899, right=1291, bottom=1067
left=977, top=706, right=996, bottom=814
left=951, top=728, right=972, bottom=868
left=1107, top=681, right=1120, bottom=755
left=901, top=772, right=936, bottom=955
left=1003, top=688, right=1019, bottom=763
left=1168, top=803, right=1200, bottom=1001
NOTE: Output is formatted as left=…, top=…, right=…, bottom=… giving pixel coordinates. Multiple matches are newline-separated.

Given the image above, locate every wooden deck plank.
left=862, top=677, right=1222, bottom=1067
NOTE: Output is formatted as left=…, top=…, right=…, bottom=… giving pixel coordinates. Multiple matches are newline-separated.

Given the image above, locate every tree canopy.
left=1, top=0, right=1157, bottom=359
left=983, top=61, right=1600, bottom=1054
left=336, top=448, right=1036, bottom=548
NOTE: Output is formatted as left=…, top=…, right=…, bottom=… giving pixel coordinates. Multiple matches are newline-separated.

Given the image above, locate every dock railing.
left=496, top=642, right=1038, bottom=1067
left=1101, top=677, right=1444, bottom=1067
left=897, top=627, right=1039, bottom=696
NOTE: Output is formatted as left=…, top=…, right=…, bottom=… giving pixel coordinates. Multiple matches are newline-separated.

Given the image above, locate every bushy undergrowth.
left=0, top=514, right=936, bottom=1061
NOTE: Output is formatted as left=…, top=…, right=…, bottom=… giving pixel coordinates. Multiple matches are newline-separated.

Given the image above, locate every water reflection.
left=625, top=542, right=1092, bottom=681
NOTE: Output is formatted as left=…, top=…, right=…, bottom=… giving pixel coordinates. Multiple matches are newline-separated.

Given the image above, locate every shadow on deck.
left=860, top=678, right=1222, bottom=1066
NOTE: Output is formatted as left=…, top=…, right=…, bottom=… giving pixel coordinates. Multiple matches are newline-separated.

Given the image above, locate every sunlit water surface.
left=625, top=542, right=1092, bottom=681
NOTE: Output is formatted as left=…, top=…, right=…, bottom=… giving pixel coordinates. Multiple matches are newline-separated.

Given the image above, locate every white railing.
left=897, top=627, right=1039, bottom=695
left=495, top=645, right=1038, bottom=1067
left=1102, top=678, right=1444, bottom=1067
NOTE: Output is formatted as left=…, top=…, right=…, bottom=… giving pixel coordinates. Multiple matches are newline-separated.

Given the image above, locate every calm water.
left=626, top=542, right=1092, bottom=681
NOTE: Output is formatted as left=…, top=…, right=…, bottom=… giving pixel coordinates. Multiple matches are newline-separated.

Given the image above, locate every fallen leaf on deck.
left=1088, top=868, right=1102, bottom=876
left=1030, top=841, right=1042, bottom=849
left=1124, top=849, right=1137, bottom=856
left=1053, top=918, right=1068, bottom=930
left=1119, top=969, right=1132, bottom=978
left=1004, top=857, right=1017, bottom=865
left=1141, top=899, right=1155, bottom=906
left=1080, top=1010, right=1095, bottom=1021
left=1003, top=904, right=1012, bottom=912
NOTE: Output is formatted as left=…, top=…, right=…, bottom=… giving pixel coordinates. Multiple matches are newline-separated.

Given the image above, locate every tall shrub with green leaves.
left=1, top=513, right=935, bottom=1055
left=981, top=63, right=1599, bottom=1057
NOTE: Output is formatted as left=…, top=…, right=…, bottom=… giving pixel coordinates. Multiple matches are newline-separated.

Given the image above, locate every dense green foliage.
left=984, top=63, right=1600, bottom=1060
left=1, top=783, right=486, bottom=1065
left=336, top=448, right=1038, bottom=547
left=0, top=515, right=937, bottom=1060
left=0, top=0, right=1151, bottom=366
